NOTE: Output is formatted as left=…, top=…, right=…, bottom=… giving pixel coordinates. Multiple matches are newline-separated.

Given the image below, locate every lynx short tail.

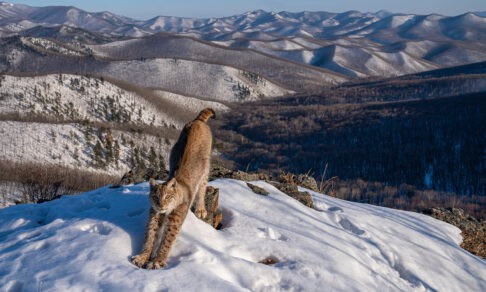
left=196, top=108, right=216, bottom=122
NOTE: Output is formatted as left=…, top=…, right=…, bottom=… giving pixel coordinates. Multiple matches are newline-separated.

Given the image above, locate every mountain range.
left=1, top=3, right=484, bottom=42
left=0, top=3, right=485, bottom=279
left=1, top=178, right=485, bottom=290
left=0, top=2, right=485, bottom=211
left=0, top=2, right=485, bottom=79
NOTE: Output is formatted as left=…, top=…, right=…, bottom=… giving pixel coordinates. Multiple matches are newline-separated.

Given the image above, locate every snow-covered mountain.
left=0, top=36, right=297, bottom=100
left=1, top=3, right=484, bottom=42
left=0, top=179, right=484, bottom=290
left=0, top=74, right=228, bottom=190
left=0, top=2, right=485, bottom=78
left=0, top=2, right=133, bottom=35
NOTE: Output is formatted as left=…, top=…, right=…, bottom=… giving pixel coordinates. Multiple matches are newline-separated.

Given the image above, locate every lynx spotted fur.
left=131, top=108, right=215, bottom=269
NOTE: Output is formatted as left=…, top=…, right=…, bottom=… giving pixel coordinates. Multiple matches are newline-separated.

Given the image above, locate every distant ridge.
left=0, top=2, right=485, bottom=78
left=0, top=2, right=484, bottom=40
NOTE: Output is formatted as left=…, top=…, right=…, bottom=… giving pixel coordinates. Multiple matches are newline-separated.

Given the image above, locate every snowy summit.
left=0, top=179, right=485, bottom=291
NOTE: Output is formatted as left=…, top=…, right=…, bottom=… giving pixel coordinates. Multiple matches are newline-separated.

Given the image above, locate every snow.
left=20, top=37, right=87, bottom=56
left=291, top=37, right=323, bottom=50
left=0, top=121, right=171, bottom=175
left=0, top=4, right=484, bottom=77
left=389, top=15, right=415, bottom=28
left=95, top=58, right=290, bottom=102
left=152, top=90, right=229, bottom=113
left=1, top=179, right=484, bottom=291
left=321, top=45, right=439, bottom=77
left=0, top=74, right=177, bottom=128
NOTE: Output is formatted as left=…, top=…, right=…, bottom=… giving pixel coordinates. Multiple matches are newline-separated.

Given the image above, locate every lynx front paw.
left=195, top=208, right=207, bottom=219
left=131, top=254, right=149, bottom=268
left=145, top=261, right=167, bottom=269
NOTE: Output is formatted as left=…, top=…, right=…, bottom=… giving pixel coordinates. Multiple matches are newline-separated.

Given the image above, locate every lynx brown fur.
left=131, top=108, right=215, bottom=269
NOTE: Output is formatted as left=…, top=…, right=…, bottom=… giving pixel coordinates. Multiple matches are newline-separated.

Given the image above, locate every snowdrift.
left=0, top=179, right=485, bottom=291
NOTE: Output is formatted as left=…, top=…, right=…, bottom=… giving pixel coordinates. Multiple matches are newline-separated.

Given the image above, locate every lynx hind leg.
left=131, top=211, right=163, bottom=268
left=147, top=203, right=189, bottom=269
left=195, top=174, right=208, bottom=219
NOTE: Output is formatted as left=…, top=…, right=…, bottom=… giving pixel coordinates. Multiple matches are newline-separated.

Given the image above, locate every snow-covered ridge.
left=0, top=74, right=176, bottom=127
left=0, top=74, right=229, bottom=125
left=0, top=179, right=484, bottom=291
left=0, top=120, right=171, bottom=177
left=0, top=3, right=484, bottom=41
left=94, top=58, right=291, bottom=102
left=1, top=3, right=484, bottom=79
left=0, top=74, right=229, bottom=186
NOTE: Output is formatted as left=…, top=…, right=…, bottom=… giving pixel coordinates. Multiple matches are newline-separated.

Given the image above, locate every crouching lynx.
left=131, top=108, right=215, bottom=269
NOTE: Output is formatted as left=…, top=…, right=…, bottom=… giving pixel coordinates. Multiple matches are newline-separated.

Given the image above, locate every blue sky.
left=5, top=0, right=486, bottom=19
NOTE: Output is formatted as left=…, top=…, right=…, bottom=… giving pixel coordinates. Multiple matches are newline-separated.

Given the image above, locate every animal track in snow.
left=127, top=209, right=145, bottom=217
left=323, top=204, right=430, bottom=289
left=326, top=206, right=365, bottom=236
left=96, top=202, right=111, bottom=210
left=79, top=223, right=112, bottom=236
left=312, top=201, right=328, bottom=211
left=338, top=218, right=365, bottom=236
left=257, top=227, right=289, bottom=241
left=328, top=206, right=343, bottom=213
left=276, top=260, right=319, bottom=279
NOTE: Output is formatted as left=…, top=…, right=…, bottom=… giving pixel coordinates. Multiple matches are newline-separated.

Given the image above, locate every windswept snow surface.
left=0, top=179, right=484, bottom=291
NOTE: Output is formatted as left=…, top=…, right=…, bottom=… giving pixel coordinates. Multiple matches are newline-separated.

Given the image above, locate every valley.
left=0, top=2, right=484, bottom=221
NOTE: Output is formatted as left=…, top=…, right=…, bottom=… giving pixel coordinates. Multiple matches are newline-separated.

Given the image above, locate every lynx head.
left=149, top=178, right=180, bottom=214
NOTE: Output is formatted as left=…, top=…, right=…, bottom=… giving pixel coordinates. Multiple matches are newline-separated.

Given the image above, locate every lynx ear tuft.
left=167, top=177, right=177, bottom=189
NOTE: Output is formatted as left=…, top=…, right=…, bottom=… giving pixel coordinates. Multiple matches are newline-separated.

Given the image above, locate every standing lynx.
left=131, top=108, right=215, bottom=269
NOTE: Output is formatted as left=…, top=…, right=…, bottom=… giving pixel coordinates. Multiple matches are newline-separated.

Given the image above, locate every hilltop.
left=0, top=178, right=485, bottom=291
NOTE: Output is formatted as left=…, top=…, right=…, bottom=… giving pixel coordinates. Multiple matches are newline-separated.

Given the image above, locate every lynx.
left=131, top=108, right=215, bottom=269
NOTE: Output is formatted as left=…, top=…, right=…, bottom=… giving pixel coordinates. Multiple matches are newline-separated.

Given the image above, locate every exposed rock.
left=211, top=166, right=315, bottom=208
left=278, top=172, right=319, bottom=192
left=117, top=166, right=169, bottom=186
left=246, top=183, right=269, bottom=196
left=278, top=172, right=296, bottom=185
left=288, top=190, right=314, bottom=209
left=425, top=207, right=485, bottom=258
left=192, top=186, right=222, bottom=229
left=213, top=212, right=223, bottom=230
left=259, top=256, right=279, bottom=265
left=210, top=165, right=269, bottom=181
left=209, top=165, right=234, bottom=180
left=232, top=170, right=268, bottom=181
left=296, top=174, right=319, bottom=192
left=272, top=182, right=314, bottom=209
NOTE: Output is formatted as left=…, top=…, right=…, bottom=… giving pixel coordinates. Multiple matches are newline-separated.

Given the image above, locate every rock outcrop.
left=246, top=182, right=269, bottom=196
left=117, top=166, right=169, bottom=186
left=199, top=186, right=223, bottom=229
left=425, top=207, right=485, bottom=258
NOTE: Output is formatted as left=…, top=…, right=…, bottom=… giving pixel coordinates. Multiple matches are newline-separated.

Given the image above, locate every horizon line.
left=1, top=2, right=484, bottom=21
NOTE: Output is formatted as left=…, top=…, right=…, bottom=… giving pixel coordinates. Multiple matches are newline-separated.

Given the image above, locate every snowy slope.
left=0, top=179, right=484, bottom=291
left=0, top=74, right=229, bottom=184
left=0, top=74, right=176, bottom=127
left=1, top=3, right=485, bottom=79
left=94, top=59, right=291, bottom=102
left=1, top=3, right=485, bottom=42
left=2, top=3, right=485, bottom=81
left=0, top=121, right=171, bottom=175
left=0, top=74, right=228, bottom=125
